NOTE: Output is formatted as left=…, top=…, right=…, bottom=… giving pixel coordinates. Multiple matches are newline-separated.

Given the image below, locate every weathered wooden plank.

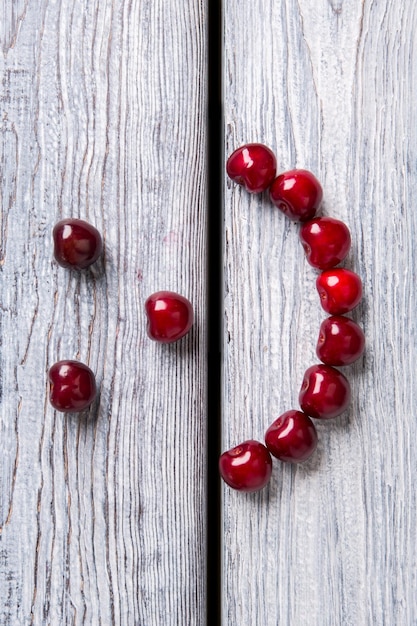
left=0, top=1, right=207, bottom=624
left=222, top=1, right=417, bottom=624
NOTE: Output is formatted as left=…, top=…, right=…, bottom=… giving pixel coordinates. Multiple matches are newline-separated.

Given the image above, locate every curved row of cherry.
left=219, top=143, right=365, bottom=492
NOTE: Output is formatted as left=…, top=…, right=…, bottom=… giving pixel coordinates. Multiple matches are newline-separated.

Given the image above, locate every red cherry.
left=299, top=364, right=351, bottom=419
left=300, top=217, right=351, bottom=269
left=53, top=218, right=103, bottom=269
left=145, top=291, right=194, bottom=343
left=226, top=143, right=277, bottom=193
left=316, top=268, right=362, bottom=314
left=49, top=360, right=97, bottom=412
left=317, top=316, right=365, bottom=366
left=219, top=440, right=272, bottom=492
left=269, top=169, right=323, bottom=221
left=265, top=410, right=318, bottom=462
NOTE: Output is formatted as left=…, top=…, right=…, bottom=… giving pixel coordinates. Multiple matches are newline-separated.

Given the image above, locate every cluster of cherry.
left=48, top=145, right=364, bottom=495
left=219, top=143, right=365, bottom=492
left=48, top=220, right=194, bottom=412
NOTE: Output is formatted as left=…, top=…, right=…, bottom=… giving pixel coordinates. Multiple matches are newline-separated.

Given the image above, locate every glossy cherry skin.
left=317, top=316, right=365, bottom=366
left=219, top=440, right=273, bottom=492
left=226, top=144, right=277, bottom=193
left=299, top=364, right=351, bottom=419
left=316, top=268, right=362, bottom=314
left=145, top=291, right=194, bottom=343
left=300, top=217, right=351, bottom=269
left=265, top=410, right=318, bottom=462
left=49, top=360, right=97, bottom=412
left=269, top=169, right=322, bottom=221
left=53, top=218, right=103, bottom=269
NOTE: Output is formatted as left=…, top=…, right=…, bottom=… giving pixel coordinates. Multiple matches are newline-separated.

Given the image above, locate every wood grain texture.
left=0, top=1, right=207, bottom=625
left=222, top=1, right=417, bottom=624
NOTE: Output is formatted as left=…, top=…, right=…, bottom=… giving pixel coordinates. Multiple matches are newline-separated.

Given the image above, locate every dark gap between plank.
left=207, top=0, right=222, bottom=623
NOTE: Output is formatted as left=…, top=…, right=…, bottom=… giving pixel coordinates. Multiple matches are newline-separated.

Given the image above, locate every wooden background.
left=0, top=1, right=207, bottom=624
left=1, top=0, right=417, bottom=624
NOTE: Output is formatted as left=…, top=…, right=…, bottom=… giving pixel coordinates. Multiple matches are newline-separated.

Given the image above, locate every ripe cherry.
left=53, top=218, right=103, bottom=269
left=219, top=440, right=272, bottom=492
left=317, top=316, right=365, bottom=366
left=145, top=291, right=194, bottom=343
left=299, top=364, right=351, bottom=419
left=300, top=217, right=351, bottom=269
left=226, top=143, right=277, bottom=193
left=316, top=268, right=362, bottom=314
left=49, top=360, right=97, bottom=412
left=265, top=410, right=318, bottom=462
left=269, top=169, right=322, bottom=221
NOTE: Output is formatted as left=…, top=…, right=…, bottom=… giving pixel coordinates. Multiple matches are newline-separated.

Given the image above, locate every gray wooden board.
left=2, top=0, right=417, bottom=625
left=222, top=0, right=417, bottom=624
left=0, top=1, right=207, bottom=625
